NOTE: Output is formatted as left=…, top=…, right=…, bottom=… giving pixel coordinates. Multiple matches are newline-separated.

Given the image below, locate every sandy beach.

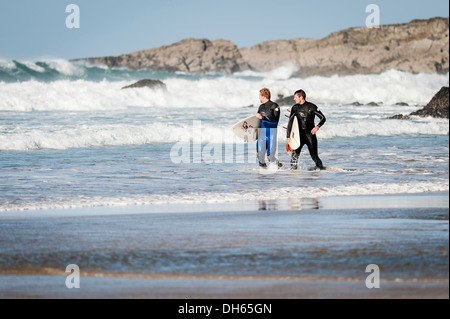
left=1, top=0, right=448, bottom=306
left=0, top=192, right=448, bottom=299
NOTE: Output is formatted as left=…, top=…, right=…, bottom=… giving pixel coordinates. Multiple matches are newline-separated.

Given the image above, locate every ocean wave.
left=0, top=59, right=86, bottom=82
left=0, top=58, right=448, bottom=111
left=0, top=58, right=200, bottom=83
left=0, top=117, right=448, bottom=151
left=234, top=63, right=300, bottom=80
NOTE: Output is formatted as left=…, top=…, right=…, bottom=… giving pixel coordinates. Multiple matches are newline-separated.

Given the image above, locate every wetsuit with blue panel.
left=257, top=100, right=280, bottom=167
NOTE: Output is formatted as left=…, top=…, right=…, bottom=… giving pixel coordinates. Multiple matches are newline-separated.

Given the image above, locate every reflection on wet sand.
left=287, top=197, right=319, bottom=210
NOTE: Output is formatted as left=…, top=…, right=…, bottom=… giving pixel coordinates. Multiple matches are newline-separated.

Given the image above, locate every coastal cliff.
left=76, top=17, right=449, bottom=77
left=241, top=17, right=449, bottom=77
left=80, top=39, right=250, bottom=74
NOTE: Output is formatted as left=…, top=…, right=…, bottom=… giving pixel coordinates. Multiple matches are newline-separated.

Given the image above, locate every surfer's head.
left=294, top=90, right=306, bottom=104
left=294, top=90, right=306, bottom=99
left=259, top=88, right=271, bottom=103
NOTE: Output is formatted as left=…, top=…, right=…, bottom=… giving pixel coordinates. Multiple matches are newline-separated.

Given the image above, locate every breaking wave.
left=0, top=58, right=448, bottom=111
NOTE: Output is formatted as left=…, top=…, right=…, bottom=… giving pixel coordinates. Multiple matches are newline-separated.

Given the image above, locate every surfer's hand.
left=255, top=113, right=262, bottom=120
left=311, top=126, right=319, bottom=135
left=287, top=138, right=291, bottom=144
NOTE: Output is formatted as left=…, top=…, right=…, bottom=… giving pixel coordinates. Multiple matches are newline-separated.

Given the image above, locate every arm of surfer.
left=315, top=109, right=326, bottom=128
left=272, top=105, right=280, bottom=123
left=311, top=109, right=326, bottom=135
left=255, top=113, right=263, bottom=120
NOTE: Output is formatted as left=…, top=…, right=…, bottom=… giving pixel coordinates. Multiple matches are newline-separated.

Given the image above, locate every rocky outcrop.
left=75, top=17, right=449, bottom=77
left=276, top=95, right=295, bottom=106
left=411, top=87, right=449, bottom=118
left=241, top=17, right=449, bottom=77
left=82, top=39, right=250, bottom=74
left=121, top=79, right=166, bottom=90
left=391, top=87, right=449, bottom=119
left=390, top=114, right=412, bottom=120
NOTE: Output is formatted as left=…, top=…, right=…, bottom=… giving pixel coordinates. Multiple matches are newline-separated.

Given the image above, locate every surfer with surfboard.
left=255, top=88, right=282, bottom=168
left=286, top=90, right=326, bottom=170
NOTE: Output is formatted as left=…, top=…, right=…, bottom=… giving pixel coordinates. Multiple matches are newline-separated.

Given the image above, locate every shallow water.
left=0, top=62, right=449, bottom=212
left=0, top=105, right=448, bottom=212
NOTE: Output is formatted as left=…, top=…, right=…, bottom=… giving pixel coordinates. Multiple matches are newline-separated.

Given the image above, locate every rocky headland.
left=75, top=17, right=449, bottom=77
left=79, top=39, right=249, bottom=75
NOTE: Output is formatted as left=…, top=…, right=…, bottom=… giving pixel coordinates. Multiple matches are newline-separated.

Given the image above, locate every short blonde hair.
left=259, top=88, right=271, bottom=100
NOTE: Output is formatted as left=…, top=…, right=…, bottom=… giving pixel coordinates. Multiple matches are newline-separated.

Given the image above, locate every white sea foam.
left=44, top=58, right=86, bottom=77
left=235, top=63, right=300, bottom=80
left=0, top=181, right=447, bottom=212
left=0, top=122, right=233, bottom=151
left=0, top=69, right=448, bottom=111
left=0, top=115, right=448, bottom=151
left=318, top=117, right=449, bottom=139
left=272, top=70, right=449, bottom=106
left=21, top=61, right=46, bottom=73
left=0, top=58, right=16, bottom=70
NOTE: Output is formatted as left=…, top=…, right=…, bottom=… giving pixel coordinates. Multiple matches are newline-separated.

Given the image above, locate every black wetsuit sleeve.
left=315, top=109, right=326, bottom=127
left=269, top=103, right=280, bottom=123
left=257, top=104, right=269, bottom=121
left=259, top=102, right=280, bottom=123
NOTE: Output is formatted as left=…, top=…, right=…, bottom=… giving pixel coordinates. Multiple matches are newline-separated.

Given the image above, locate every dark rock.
left=351, top=59, right=361, bottom=68
left=351, top=101, right=363, bottom=106
left=367, top=102, right=379, bottom=106
left=395, top=102, right=409, bottom=106
left=410, top=87, right=449, bottom=118
left=276, top=95, right=295, bottom=106
left=122, top=79, right=167, bottom=90
left=390, top=114, right=412, bottom=120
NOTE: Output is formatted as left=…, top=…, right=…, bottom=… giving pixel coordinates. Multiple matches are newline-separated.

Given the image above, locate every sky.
left=0, top=0, right=449, bottom=60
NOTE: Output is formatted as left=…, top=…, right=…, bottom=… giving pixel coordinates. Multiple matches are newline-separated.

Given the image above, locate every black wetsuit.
left=257, top=101, right=280, bottom=166
left=257, top=100, right=280, bottom=124
left=286, top=101, right=326, bottom=169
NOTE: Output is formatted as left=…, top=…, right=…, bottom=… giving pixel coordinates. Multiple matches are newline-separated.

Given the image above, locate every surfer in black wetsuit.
left=286, top=90, right=326, bottom=170
left=255, top=88, right=282, bottom=168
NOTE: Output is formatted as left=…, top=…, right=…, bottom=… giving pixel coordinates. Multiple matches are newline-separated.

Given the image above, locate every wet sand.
left=1, top=274, right=447, bottom=299
left=0, top=192, right=448, bottom=299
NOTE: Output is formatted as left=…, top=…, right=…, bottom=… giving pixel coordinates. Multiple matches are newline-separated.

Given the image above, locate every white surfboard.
left=231, top=115, right=261, bottom=142
left=289, top=116, right=301, bottom=150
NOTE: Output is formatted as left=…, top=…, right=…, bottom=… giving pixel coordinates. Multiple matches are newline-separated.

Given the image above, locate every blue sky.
left=0, top=0, right=448, bottom=60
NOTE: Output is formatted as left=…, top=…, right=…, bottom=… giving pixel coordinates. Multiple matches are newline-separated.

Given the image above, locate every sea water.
left=0, top=59, right=448, bottom=212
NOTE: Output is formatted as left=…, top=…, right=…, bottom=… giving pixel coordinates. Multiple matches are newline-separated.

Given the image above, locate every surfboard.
left=289, top=116, right=301, bottom=150
left=231, top=115, right=261, bottom=142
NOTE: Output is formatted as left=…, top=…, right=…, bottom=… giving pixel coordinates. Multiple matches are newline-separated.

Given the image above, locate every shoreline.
left=1, top=269, right=448, bottom=283
left=1, top=191, right=448, bottom=218
left=1, top=274, right=448, bottom=299
left=0, top=191, right=448, bottom=299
